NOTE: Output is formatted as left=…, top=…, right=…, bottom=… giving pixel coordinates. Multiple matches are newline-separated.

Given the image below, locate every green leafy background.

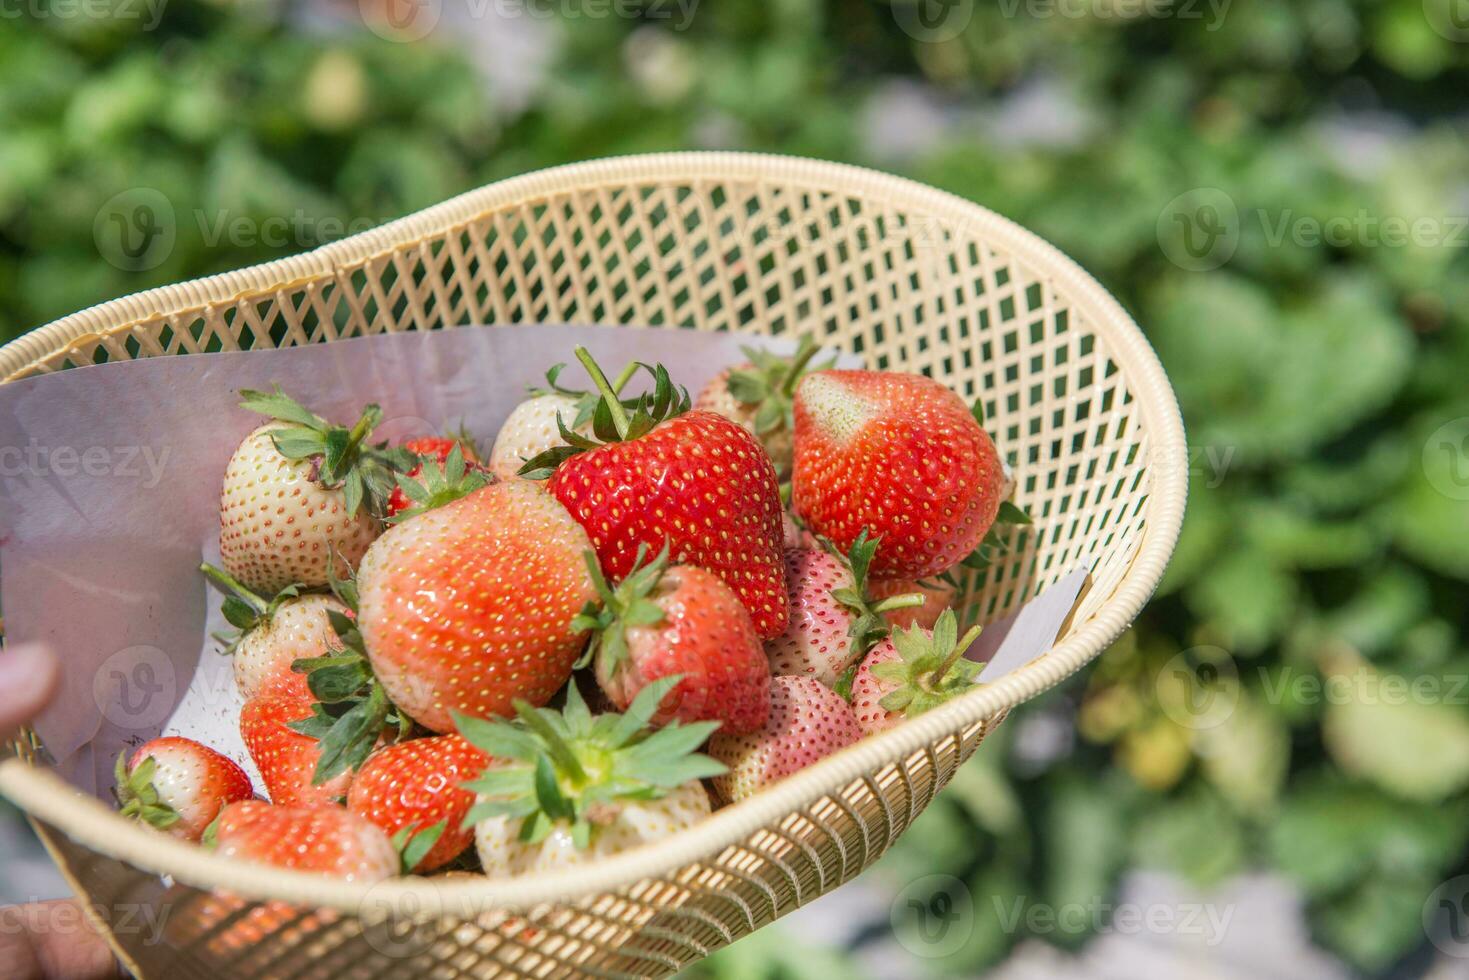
left=3, top=0, right=1469, bottom=975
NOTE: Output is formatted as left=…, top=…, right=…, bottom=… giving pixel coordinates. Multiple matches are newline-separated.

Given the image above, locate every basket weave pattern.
left=0, top=154, right=1185, bottom=978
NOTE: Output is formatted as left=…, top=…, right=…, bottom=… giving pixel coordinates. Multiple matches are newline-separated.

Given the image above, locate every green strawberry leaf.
left=392, top=820, right=447, bottom=875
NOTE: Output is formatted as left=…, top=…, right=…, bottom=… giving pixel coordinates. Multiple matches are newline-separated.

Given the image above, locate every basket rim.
left=0, top=151, right=1188, bottom=913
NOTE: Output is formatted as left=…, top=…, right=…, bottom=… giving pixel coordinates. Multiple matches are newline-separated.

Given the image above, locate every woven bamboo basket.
left=0, top=153, right=1186, bottom=978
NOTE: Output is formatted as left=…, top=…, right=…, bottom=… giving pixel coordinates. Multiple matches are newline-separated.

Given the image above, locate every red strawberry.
left=202, top=563, right=346, bottom=700
left=792, top=370, right=1005, bottom=580
left=171, top=801, right=392, bottom=955
left=357, top=480, right=597, bottom=733
left=708, top=676, right=862, bottom=803
left=527, top=349, right=789, bottom=639
left=850, top=610, right=984, bottom=735
left=213, top=801, right=398, bottom=881
left=114, top=737, right=253, bottom=842
left=347, top=734, right=488, bottom=872
left=240, top=681, right=355, bottom=806
left=766, top=533, right=925, bottom=687
left=220, top=388, right=409, bottom=593
left=385, top=436, right=489, bottom=519
left=693, top=336, right=830, bottom=475
left=579, top=546, right=770, bottom=734
left=870, top=576, right=956, bottom=631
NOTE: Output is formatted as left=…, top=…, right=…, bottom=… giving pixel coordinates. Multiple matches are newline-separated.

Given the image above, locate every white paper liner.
left=0, top=324, right=1080, bottom=803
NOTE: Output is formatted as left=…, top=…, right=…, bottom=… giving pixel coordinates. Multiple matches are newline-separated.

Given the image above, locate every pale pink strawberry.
left=114, top=737, right=254, bottom=843
left=850, top=611, right=984, bottom=735
left=781, top=512, right=817, bottom=551
left=220, top=388, right=406, bottom=593
left=870, top=577, right=956, bottom=632
left=765, top=534, right=925, bottom=687
left=708, top=676, right=862, bottom=803
left=202, top=563, right=346, bottom=700
left=765, top=548, right=854, bottom=686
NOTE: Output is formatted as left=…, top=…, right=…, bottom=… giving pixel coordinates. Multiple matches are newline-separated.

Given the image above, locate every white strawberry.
left=765, top=532, right=923, bottom=687
left=219, top=388, right=408, bottom=594
left=489, top=362, right=641, bottom=480
left=694, top=336, right=830, bottom=475
left=850, top=610, right=984, bottom=735
left=202, top=563, right=347, bottom=699
left=709, top=676, right=862, bottom=804
left=488, top=393, right=583, bottom=480
left=459, top=677, right=722, bottom=878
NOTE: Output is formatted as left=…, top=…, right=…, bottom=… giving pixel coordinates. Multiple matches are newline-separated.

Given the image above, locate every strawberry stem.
left=200, top=562, right=267, bottom=616
left=342, top=406, right=376, bottom=459
left=872, top=593, right=926, bottom=614
left=610, top=361, right=639, bottom=395
left=930, top=624, right=985, bottom=687
left=780, top=337, right=822, bottom=396
left=574, top=345, right=632, bottom=440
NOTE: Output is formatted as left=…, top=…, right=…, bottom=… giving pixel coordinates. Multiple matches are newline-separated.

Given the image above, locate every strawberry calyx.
left=113, top=751, right=181, bottom=832
left=528, top=361, right=644, bottom=432
left=570, top=543, right=670, bottom=678
left=403, top=431, right=481, bottom=465
left=726, top=335, right=833, bottom=436
left=822, top=529, right=925, bottom=657
left=288, top=571, right=412, bottom=784
left=201, top=562, right=306, bottom=656
left=455, top=676, right=725, bottom=849
left=240, top=386, right=414, bottom=518
left=869, top=610, right=985, bottom=717
left=386, top=444, right=493, bottom=524
left=517, top=347, right=690, bottom=479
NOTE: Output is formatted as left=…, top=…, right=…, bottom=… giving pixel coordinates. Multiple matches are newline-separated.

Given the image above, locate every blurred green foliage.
left=4, top=0, right=1469, bottom=975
